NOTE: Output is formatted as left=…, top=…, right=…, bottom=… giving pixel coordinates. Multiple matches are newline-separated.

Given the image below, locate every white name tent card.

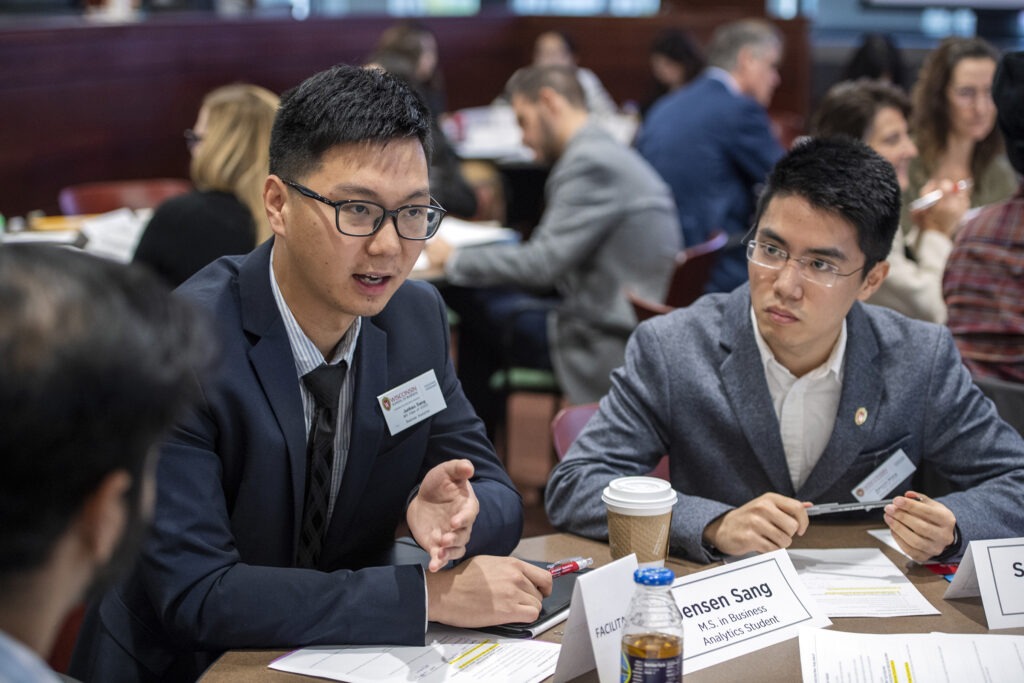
left=552, top=554, right=637, bottom=683
left=671, top=549, right=831, bottom=673
left=945, top=537, right=1024, bottom=629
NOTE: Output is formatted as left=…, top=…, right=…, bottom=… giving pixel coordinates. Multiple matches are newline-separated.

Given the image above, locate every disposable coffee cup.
left=602, top=476, right=677, bottom=567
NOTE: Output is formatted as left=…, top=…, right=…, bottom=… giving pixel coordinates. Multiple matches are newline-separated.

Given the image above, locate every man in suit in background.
left=428, top=64, right=680, bottom=438
left=637, top=18, right=785, bottom=295
left=72, top=65, right=550, bottom=682
left=547, top=137, right=1024, bottom=564
left=0, top=245, right=212, bottom=681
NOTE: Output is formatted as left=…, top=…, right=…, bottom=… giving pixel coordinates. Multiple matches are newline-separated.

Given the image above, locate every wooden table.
left=199, top=522, right=1022, bottom=682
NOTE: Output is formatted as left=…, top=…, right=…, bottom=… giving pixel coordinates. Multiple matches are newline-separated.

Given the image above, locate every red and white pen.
left=548, top=557, right=593, bottom=578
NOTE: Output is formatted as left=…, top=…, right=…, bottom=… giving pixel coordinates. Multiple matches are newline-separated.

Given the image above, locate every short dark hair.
left=269, top=64, right=433, bottom=182
left=506, top=64, right=587, bottom=110
left=651, top=28, right=706, bottom=84
left=0, top=245, right=214, bottom=580
left=754, top=136, right=900, bottom=275
left=810, top=78, right=911, bottom=141
left=839, top=32, right=908, bottom=90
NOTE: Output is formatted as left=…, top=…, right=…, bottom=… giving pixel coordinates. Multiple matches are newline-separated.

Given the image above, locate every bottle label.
left=620, top=652, right=681, bottom=683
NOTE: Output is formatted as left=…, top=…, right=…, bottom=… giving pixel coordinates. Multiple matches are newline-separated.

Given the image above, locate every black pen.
left=806, top=499, right=894, bottom=517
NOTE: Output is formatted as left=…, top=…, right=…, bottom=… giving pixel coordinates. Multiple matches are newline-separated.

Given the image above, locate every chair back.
left=552, top=403, right=600, bottom=459
left=58, top=178, right=192, bottom=215
left=974, top=375, right=1024, bottom=437
left=664, top=230, right=728, bottom=308
left=627, top=290, right=675, bottom=323
left=551, top=403, right=669, bottom=481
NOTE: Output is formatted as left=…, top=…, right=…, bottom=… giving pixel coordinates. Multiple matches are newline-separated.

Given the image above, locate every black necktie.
left=296, top=362, right=347, bottom=568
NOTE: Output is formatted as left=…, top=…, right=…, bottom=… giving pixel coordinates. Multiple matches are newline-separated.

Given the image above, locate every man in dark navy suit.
left=637, top=18, right=786, bottom=294
left=72, top=65, right=550, bottom=683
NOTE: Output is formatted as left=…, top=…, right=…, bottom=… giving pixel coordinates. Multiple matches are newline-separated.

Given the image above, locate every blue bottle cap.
left=633, top=567, right=675, bottom=586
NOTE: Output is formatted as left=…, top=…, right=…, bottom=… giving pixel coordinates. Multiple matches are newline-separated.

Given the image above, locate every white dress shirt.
left=750, top=307, right=848, bottom=491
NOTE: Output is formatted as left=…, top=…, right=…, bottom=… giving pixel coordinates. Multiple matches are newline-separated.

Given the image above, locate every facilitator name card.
left=671, top=549, right=831, bottom=673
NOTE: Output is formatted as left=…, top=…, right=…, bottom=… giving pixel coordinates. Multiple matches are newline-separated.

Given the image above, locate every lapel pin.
left=854, top=407, right=868, bottom=426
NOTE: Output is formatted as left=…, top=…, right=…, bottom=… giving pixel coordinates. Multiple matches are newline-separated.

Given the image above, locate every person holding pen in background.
left=546, top=136, right=1024, bottom=565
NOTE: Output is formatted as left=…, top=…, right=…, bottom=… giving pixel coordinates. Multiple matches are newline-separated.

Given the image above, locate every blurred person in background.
left=811, top=79, right=966, bottom=323
left=839, top=32, right=908, bottom=91
left=641, top=27, right=705, bottom=118
left=637, top=18, right=785, bottom=295
left=374, top=20, right=447, bottom=119
left=133, top=83, right=278, bottom=286
left=905, top=37, right=1016, bottom=236
left=365, top=50, right=477, bottom=218
left=944, top=50, right=1024, bottom=383
left=530, top=30, right=617, bottom=116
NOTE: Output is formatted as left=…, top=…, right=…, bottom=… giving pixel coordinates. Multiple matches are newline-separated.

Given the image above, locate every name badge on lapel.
left=851, top=448, right=916, bottom=502
left=377, top=369, right=447, bottom=436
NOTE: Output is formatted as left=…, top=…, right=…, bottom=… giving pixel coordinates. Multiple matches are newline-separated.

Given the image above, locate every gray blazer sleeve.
left=545, top=320, right=733, bottom=563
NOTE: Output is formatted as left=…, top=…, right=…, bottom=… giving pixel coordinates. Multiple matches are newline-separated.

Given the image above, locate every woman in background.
left=811, top=79, right=966, bottom=323
left=374, top=20, right=447, bottom=118
left=642, top=28, right=705, bottom=117
left=134, top=83, right=278, bottom=286
left=906, top=37, right=1016, bottom=232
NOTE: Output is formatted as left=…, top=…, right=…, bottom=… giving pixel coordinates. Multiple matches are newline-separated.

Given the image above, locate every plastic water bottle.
left=621, top=567, right=683, bottom=682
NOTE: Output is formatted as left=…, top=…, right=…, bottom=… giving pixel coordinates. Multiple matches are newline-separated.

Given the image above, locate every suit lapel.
left=322, top=318, right=389, bottom=559
left=719, top=288, right=794, bottom=496
left=238, top=240, right=308, bottom=545
left=798, top=304, right=883, bottom=501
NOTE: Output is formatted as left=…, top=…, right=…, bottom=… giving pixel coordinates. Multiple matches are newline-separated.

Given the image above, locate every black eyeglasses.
left=281, top=178, right=446, bottom=241
left=183, top=129, right=203, bottom=151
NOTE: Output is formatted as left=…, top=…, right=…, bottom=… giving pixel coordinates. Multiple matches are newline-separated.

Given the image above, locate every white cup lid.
left=601, top=476, right=677, bottom=511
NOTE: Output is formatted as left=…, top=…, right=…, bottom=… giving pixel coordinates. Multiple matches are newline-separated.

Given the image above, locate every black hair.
left=754, top=136, right=900, bottom=275
left=269, top=64, right=433, bottom=182
left=0, top=245, right=214, bottom=580
left=840, top=33, right=908, bottom=91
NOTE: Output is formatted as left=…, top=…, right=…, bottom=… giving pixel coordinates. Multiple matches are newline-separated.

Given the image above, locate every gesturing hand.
left=884, top=491, right=956, bottom=563
left=407, top=459, right=479, bottom=572
left=703, top=493, right=811, bottom=557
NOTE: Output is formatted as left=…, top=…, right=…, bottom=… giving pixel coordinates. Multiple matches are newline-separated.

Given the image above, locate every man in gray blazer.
left=428, top=65, right=680, bottom=435
left=546, top=137, right=1024, bottom=564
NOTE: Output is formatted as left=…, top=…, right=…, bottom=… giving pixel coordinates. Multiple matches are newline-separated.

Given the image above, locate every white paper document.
left=80, top=208, right=151, bottom=263
left=670, top=549, right=831, bottom=673
left=269, top=625, right=559, bottom=683
left=788, top=548, right=939, bottom=618
left=415, top=218, right=519, bottom=271
left=799, top=628, right=1024, bottom=683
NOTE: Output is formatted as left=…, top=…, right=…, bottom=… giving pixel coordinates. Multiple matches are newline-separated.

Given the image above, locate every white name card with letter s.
left=946, top=538, right=1024, bottom=629
left=671, top=549, right=831, bottom=673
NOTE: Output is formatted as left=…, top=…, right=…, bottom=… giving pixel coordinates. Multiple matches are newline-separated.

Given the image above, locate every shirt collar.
left=705, top=66, right=741, bottom=96
left=749, top=305, right=847, bottom=383
left=0, top=630, right=62, bottom=683
left=269, top=244, right=360, bottom=378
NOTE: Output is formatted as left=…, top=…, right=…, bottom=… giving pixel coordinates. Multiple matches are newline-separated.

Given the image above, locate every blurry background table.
left=198, top=521, right=1022, bottom=682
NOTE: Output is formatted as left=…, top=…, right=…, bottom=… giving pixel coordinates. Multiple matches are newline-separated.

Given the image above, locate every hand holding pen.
left=548, top=556, right=593, bottom=578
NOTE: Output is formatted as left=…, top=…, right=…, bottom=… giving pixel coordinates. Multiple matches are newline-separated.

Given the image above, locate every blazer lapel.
left=322, top=318, right=389, bottom=559
left=719, top=288, right=794, bottom=496
left=238, top=240, right=308, bottom=545
left=798, top=304, right=883, bottom=501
